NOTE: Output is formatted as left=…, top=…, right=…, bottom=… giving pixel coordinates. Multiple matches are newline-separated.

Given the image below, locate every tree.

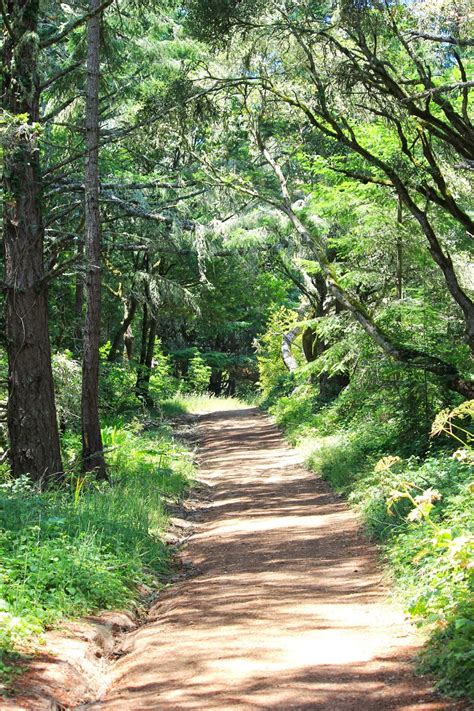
left=182, top=0, right=474, bottom=397
left=2, top=0, right=63, bottom=483
left=81, top=0, right=107, bottom=478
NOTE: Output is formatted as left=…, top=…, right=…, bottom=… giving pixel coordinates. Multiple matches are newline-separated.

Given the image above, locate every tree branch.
left=40, top=0, right=114, bottom=48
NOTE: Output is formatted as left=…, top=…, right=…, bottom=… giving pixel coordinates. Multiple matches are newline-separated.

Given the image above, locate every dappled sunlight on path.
left=90, top=407, right=456, bottom=710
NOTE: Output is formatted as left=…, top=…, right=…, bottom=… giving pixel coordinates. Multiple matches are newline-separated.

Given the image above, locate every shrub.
left=183, top=353, right=212, bottom=394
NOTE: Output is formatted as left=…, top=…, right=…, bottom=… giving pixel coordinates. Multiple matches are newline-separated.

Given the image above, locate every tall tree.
left=182, top=0, right=474, bottom=397
left=81, top=0, right=106, bottom=478
left=2, top=0, right=63, bottom=482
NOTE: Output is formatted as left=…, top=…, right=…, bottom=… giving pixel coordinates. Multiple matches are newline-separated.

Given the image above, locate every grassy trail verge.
left=0, top=414, right=196, bottom=691
left=265, top=395, right=473, bottom=702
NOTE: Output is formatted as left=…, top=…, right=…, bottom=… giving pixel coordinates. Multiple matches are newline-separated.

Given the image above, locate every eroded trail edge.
left=88, top=407, right=458, bottom=710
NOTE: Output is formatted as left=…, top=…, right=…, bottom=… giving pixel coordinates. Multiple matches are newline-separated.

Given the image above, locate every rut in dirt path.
left=86, top=407, right=458, bottom=710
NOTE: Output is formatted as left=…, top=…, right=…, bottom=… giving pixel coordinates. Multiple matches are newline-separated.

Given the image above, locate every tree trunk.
left=396, top=200, right=403, bottom=301
left=281, top=325, right=301, bottom=371
left=73, top=237, right=84, bottom=355
left=108, top=296, right=137, bottom=362
left=209, top=369, right=223, bottom=395
left=81, top=0, right=106, bottom=478
left=302, top=326, right=318, bottom=363
left=135, top=302, right=149, bottom=400
left=136, top=307, right=157, bottom=406
left=2, top=0, right=63, bottom=484
left=124, top=324, right=135, bottom=361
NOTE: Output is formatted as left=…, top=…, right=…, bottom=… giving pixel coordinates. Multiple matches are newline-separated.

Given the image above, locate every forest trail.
left=87, top=406, right=456, bottom=710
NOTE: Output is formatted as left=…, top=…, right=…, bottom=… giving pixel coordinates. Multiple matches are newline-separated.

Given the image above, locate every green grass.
left=0, top=421, right=195, bottom=659
left=161, top=393, right=248, bottom=415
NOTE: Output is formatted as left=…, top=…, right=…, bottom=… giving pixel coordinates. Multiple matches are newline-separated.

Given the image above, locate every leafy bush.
left=52, top=352, right=82, bottom=430
left=149, top=341, right=179, bottom=400
left=256, top=307, right=298, bottom=401
left=268, top=388, right=317, bottom=444
left=183, top=353, right=212, bottom=394
left=100, top=361, right=138, bottom=412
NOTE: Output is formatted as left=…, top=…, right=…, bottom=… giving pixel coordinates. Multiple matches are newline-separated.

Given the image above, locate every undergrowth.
left=0, top=419, right=194, bottom=666
left=265, top=379, right=473, bottom=701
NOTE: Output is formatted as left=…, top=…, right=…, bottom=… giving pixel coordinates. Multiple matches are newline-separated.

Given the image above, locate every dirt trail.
left=86, top=407, right=458, bottom=710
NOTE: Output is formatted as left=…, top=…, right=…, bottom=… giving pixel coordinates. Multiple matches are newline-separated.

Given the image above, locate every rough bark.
left=81, top=0, right=106, bottom=478
left=73, top=237, right=84, bottom=355
left=2, top=0, right=63, bottom=483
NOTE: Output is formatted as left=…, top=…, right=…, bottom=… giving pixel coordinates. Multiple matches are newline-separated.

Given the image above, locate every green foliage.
left=256, top=307, right=298, bottom=401
left=0, top=422, right=194, bottom=657
left=183, top=352, right=212, bottom=394
left=266, top=376, right=473, bottom=699
left=2, top=0, right=473, bottom=700
left=52, top=352, right=82, bottom=429
left=184, top=0, right=266, bottom=43
left=99, top=361, right=138, bottom=413
left=149, top=341, right=179, bottom=401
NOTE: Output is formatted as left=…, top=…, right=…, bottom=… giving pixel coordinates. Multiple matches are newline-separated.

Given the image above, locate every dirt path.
left=86, top=407, right=458, bottom=710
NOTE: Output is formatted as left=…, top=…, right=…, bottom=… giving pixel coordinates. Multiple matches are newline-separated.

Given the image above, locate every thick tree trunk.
left=81, top=0, right=106, bottom=478
left=2, top=0, right=63, bottom=483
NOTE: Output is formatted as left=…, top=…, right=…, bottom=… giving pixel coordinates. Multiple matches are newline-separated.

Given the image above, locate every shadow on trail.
left=91, top=408, right=456, bottom=710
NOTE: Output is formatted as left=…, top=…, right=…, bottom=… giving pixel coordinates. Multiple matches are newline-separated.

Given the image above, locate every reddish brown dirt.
left=84, top=406, right=461, bottom=710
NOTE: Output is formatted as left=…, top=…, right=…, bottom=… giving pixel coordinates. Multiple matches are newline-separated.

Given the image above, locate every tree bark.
left=73, top=236, right=84, bottom=354
left=81, top=0, right=106, bottom=478
left=281, top=326, right=301, bottom=372
left=396, top=200, right=403, bottom=301
left=2, top=0, right=63, bottom=483
left=135, top=302, right=149, bottom=401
